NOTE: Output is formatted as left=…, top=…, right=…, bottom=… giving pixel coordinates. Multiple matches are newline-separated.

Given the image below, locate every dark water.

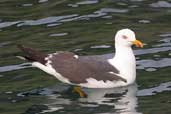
left=0, top=0, right=171, bottom=114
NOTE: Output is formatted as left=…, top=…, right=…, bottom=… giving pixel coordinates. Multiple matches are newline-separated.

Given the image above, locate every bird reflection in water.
left=40, top=83, right=142, bottom=114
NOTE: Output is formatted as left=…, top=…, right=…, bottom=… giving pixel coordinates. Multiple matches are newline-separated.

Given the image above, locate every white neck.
left=108, top=44, right=136, bottom=85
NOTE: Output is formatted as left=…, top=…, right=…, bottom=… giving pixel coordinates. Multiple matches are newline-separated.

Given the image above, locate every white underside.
left=79, top=78, right=127, bottom=88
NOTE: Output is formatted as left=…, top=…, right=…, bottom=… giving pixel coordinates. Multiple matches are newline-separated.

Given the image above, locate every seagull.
left=17, top=29, right=143, bottom=92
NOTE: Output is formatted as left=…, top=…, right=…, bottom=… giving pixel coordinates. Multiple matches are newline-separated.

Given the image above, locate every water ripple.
left=0, top=41, right=11, bottom=48
left=22, top=4, right=33, bottom=7
left=77, top=0, right=98, bottom=5
left=17, top=14, right=78, bottom=26
left=137, top=58, right=171, bottom=69
left=90, top=45, right=111, bottom=49
left=150, top=1, right=171, bottom=8
left=96, top=8, right=128, bottom=13
left=68, top=0, right=98, bottom=7
left=0, top=63, right=31, bottom=73
left=38, top=0, right=48, bottom=3
left=137, top=82, right=171, bottom=96
left=159, top=33, right=171, bottom=37
left=134, top=47, right=171, bottom=55
left=0, top=7, right=129, bottom=29
left=49, top=33, right=68, bottom=37
left=0, top=21, right=20, bottom=29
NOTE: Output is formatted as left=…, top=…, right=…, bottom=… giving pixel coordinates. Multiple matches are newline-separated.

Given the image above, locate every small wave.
left=137, top=82, right=171, bottom=96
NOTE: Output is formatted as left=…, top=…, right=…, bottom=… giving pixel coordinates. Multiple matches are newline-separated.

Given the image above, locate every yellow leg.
left=72, top=86, right=86, bottom=98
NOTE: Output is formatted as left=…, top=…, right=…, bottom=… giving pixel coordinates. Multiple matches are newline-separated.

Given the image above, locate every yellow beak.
left=131, top=40, right=143, bottom=48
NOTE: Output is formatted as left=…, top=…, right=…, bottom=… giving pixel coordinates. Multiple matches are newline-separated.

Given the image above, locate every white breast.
left=108, top=47, right=136, bottom=85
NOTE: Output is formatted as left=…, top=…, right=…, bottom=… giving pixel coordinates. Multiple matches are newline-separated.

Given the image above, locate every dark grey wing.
left=49, top=52, right=93, bottom=83
left=78, top=55, right=120, bottom=74
left=49, top=52, right=126, bottom=84
left=92, top=72, right=127, bottom=83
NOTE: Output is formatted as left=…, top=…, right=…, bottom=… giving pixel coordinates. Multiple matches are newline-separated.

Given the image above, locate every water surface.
left=0, top=0, right=171, bottom=114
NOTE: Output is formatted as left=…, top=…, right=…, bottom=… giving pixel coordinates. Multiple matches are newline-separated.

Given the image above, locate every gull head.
left=115, top=29, right=143, bottom=48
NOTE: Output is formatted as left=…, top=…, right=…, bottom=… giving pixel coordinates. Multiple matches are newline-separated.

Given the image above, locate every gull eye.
left=122, top=35, right=128, bottom=39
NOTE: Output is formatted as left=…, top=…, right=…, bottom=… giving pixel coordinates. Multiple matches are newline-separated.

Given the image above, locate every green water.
left=0, top=0, right=171, bottom=114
